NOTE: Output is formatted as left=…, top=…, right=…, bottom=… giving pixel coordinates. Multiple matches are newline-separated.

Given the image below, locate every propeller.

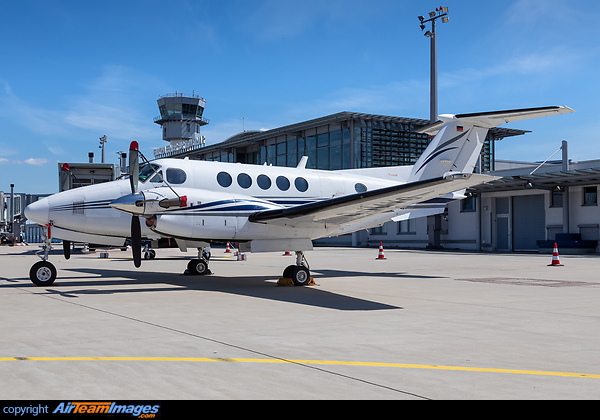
left=63, top=240, right=71, bottom=260
left=129, top=141, right=142, bottom=268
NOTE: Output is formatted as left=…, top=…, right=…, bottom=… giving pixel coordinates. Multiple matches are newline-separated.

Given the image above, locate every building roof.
left=469, top=167, right=600, bottom=193
left=171, top=111, right=528, bottom=159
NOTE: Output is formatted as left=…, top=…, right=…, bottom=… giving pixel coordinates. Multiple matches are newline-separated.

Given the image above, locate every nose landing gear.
left=29, top=225, right=57, bottom=286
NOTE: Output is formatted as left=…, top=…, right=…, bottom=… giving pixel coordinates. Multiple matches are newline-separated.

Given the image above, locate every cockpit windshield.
left=138, top=163, right=160, bottom=182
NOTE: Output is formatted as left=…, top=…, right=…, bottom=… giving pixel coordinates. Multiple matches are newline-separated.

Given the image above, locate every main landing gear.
left=29, top=225, right=57, bottom=287
left=281, top=251, right=314, bottom=286
left=186, top=247, right=212, bottom=275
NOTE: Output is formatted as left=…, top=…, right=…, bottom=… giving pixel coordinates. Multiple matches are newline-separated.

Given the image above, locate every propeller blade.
left=129, top=141, right=139, bottom=194
left=63, top=240, right=71, bottom=260
left=131, top=215, right=142, bottom=268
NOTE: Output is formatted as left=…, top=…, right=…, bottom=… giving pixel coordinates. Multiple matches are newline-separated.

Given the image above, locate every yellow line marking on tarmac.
left=1, top=357, right=599, bottom=379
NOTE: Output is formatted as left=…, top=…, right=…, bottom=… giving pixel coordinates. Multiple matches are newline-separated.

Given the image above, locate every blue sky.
left=1, top=0, right=598, bottom=193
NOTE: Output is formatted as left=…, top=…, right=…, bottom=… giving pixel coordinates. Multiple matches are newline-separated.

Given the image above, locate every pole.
left=562, top=140, right=569, bottom=234
left=9, top=184, right=14, bottom=233
left=430, top=19, right=438, bottom=123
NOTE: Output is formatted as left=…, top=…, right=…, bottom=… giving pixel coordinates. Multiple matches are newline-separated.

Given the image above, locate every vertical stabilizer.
left=408, top=106, right=574, bottom=182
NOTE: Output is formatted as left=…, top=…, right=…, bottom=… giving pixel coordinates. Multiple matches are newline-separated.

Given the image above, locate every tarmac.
left=1, top=243, right=600, bottom=400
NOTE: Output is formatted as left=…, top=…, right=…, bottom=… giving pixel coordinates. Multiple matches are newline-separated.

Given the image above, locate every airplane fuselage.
left=26, top=158, right=423, bottom=246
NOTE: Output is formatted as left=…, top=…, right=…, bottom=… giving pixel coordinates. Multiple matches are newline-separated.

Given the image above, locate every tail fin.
left=408, top=106, right=574, bottom=182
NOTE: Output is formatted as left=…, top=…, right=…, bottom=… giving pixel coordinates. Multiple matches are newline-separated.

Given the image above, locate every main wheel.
left=290, top=266, right=311, bottom=286
left=187, top=258, right=210, bottom=275
left=283, top=265, right=296, bottom=279
left=29, top=261, right=57, bottom=286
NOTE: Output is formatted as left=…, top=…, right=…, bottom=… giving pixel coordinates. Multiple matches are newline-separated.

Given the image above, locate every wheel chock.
left=277, top=277, right=315, bottom=286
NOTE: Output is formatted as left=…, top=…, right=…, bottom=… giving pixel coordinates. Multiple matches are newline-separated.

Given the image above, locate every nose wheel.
left=30, top=260, right=57, bottom=286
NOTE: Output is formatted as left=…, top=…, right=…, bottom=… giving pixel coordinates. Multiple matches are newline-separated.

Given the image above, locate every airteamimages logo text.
left=52, top=402, right=160, bottom=417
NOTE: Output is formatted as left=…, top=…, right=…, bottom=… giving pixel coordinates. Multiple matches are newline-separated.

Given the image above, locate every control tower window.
left=166, top=168, right=187, bottom=184
left=182, top=104, right=198, bottom=116
left=165, top=103, right=181, bottom=116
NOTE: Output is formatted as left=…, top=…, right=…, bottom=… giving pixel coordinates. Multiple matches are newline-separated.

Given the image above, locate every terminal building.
left=152, top=93, right=600, bottom=254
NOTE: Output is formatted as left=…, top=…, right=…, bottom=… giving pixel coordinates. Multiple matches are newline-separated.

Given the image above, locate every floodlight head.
left=442, top=16, right=449, bottom=23
left=418, top=15, right=424, bottom=22
left=420, top=24, right=426, bottom=30
left=424, top=30, right=433, bottom=37
left=441, top=6, right=449, bottom=13
left=429, top=11, right=436, bottom=18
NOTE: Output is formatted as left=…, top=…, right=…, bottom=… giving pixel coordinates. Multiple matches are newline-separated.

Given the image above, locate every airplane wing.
left=248, top=173, right=496, bottom=229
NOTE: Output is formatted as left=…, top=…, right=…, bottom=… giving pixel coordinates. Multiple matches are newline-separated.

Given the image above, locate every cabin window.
left=257, top=174, right=271, bottom=190
left=355, top=183, right=367, bottom=193
left=217, top=171, right=232, bottom=188
left=276, top=176, right=290, bottom=191
left=237, top=173, right=252, bottom=189
left=295, top=177, right=309, bottom=192
left=166, top=168, right=186, bottom=184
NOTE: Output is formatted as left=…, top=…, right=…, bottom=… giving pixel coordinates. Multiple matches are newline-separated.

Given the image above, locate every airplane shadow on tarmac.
left=2, top=266, right=409, bottom=311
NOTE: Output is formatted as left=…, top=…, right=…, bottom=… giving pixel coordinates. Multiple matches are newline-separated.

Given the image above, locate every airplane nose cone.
left=24, top=199, right=49, bottom=225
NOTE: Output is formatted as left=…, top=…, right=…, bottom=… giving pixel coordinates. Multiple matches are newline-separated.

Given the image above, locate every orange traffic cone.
left=548, top=243, right=563, bottom=266
left=376, top=241, right=387, bottom=260
left=225, top=243, right=231, bottom=253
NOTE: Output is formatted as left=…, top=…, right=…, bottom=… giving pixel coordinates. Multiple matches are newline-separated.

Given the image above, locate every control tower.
left=153, top=92, right=209, bottom=159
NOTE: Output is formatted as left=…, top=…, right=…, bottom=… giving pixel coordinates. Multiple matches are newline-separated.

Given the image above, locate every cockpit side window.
left=149, top=171, right=163, bottom=183
left=139, top=163, right=160, bottom=182
left=166, top=168, right=187, bottom=184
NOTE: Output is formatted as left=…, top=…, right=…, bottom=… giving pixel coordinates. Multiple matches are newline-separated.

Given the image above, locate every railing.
left=159, top=92, right=204, bottom=100
left=153, top=114, right=210, bottom=125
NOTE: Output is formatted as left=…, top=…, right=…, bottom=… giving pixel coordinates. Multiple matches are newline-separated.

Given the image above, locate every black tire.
left=283, top=265, right=296, bottom=279
left=290, top=266, right=311, bottom=286
left=187, top=259, right=209, bottom=275
left=29, top=261, right=57, bottom=286
left=149, top=249, right=156, bottom=259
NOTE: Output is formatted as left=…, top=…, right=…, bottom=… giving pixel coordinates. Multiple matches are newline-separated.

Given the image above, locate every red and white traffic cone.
left=376, top=241, right=387, bottom=260
left=225, top=242, right=231, bottom=253
left=548, top=242, right=563, bottom=266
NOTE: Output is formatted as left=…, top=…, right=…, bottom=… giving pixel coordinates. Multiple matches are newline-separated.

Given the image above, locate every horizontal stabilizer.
left=416, top=106, right=574, bottom=136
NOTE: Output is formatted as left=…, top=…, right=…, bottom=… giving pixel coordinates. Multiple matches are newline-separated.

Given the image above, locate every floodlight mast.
left=418, top=7, right=449, bottom=123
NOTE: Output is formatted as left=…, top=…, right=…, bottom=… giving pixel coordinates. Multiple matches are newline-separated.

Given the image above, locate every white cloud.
left=0, top=157, right=48, bottom=165
left=24, top=158, right=48, bottom=166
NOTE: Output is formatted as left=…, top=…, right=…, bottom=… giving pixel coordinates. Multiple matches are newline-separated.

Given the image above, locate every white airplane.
left=24, top=106, right=573, bottom=287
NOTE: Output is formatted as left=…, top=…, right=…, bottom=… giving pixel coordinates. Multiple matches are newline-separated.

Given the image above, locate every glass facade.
left=193, top=113, right=517, bottom=173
